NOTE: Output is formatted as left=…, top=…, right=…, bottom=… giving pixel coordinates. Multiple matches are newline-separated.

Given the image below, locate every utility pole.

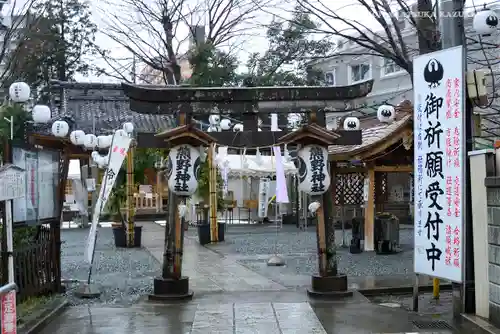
left=439, top=0, right=475, bottom=314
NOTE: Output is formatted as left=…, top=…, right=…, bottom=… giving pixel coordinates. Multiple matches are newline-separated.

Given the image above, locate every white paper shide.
left=413, top=46, right=464, bottom=282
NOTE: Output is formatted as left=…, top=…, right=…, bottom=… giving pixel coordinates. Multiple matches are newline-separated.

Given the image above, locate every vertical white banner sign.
left=413, top=46, right=464, bottom=282
left=85, top=134, right=132, bottom=263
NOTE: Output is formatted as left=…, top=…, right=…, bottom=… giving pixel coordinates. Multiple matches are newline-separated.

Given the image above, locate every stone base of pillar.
left=148, top=276, right=193, bottom=301
left=307, top=274, right=353, bottom=299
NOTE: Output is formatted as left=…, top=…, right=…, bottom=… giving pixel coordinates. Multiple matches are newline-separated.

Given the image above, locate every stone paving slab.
left=141, top=222, right=287, bottom=293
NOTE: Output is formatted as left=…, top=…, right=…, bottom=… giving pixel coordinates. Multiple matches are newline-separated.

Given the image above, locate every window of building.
left=324, top=70, right=335, bottom=86
left=382, top=58, right=403, bottom=76
left=349, top=63, right=371, bottom=83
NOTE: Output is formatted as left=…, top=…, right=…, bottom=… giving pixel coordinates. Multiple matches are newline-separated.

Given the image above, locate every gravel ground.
left=61, top=228, right=160, bottom=306
left=204, top=225, right=415, bottom=286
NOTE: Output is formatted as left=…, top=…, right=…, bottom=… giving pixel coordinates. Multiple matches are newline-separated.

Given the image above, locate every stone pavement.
left=39, top=222, right=484, bottom=333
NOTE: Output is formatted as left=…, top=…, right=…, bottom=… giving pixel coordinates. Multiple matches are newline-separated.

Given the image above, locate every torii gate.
left=121, top=81, right=373, bottom=300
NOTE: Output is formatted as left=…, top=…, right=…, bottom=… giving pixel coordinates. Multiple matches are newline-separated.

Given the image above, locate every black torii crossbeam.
left=122, top=82, right=374, bottom=148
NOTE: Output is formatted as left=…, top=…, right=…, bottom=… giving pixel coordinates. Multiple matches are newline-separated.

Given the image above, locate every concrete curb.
left=358, top=283, right=453, bottom=296
left=461, top=314, right=500, bottom=334
left=18, top=298, right=69, bottom=334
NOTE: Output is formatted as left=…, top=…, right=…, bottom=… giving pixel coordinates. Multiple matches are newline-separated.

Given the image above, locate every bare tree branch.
left=96, top=0, right=267, bottom=84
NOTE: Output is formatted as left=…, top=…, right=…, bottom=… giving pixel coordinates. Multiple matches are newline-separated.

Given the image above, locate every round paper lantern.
left=123, top=122, right=134, bottom=134
left=51, top=120, right=69, bottom=137
left=220, top=118, right=232, bottom=130
left=97, top=135, right=112, bottom=149
left=233, top=124, right=243, bottom=132
left=115, top=129, right=127, bottom=137
left=473, top=8, right=498, bottom=35
left=32, top=105, right=51, bottom=123
left=297, top=145, right=330, bottom=195
left=83, top=134, right=97, bottom=149
left=9, top=82, right=30, bottom=103
left=70, top=130, right=85, bottom=145
left=167, top=144, right=201, bottom=196
left=208, top=114, right=220, bottom=125
left=377, top=105, right=396, bottom=123
left=343, top=117, right=360, bottom=130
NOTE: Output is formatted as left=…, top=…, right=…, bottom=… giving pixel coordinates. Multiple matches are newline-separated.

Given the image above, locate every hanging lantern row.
left=8, top=81, right=136, bottom=171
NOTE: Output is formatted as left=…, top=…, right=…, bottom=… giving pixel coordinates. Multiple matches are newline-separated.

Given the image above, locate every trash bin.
left=349, top=218, right=364, bottom=254
left=374, top=213, right=400, bottom=254
left=218, top=222, right=225, bottom=242
left=197, top=223, right=211, bottom=245
left=134, top=226, right=142, bottom=248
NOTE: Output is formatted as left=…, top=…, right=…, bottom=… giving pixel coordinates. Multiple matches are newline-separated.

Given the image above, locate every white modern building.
left=312, top=5, right=500, bottom=145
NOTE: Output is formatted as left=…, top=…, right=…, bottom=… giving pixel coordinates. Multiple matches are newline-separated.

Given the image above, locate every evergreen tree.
left=12, top=0, right=99, bottom=95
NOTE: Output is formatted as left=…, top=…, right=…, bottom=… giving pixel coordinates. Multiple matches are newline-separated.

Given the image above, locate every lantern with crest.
left=166, top=144, right=201, bottom=196
left=297, top=145, right=330, bottom=195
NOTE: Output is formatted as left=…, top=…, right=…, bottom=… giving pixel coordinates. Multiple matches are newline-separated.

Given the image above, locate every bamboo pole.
left=313, top=198, right=327, bottom=276
left=173, top=196, right=182, bottom=277
left=208, top=143, right=218, bottom=242
left=126, top=144, right=135, bottom=247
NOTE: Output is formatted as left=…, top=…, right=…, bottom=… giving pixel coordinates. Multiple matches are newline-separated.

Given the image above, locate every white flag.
left=85, top=134, right=131, bottom=263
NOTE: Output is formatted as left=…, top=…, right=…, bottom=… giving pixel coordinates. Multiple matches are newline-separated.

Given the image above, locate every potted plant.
left=195, top=158, right=225, bottom=244
left=108, top=183, right=128, bottom=247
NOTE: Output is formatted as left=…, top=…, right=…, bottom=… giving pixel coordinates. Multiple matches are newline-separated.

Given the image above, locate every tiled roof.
left=44, top=80, right=176, bottom=136
left=328, top=112, right=412, bottom=156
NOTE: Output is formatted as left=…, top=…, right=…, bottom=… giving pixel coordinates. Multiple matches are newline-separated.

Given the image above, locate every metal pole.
left=5, top=116, right=14, bottom=284
left=439, top=0, right=474, bottom=314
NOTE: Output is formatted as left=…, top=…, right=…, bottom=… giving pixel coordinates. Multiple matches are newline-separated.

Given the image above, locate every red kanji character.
left=453, top=258, right=460, bottom=267
left=455, top=207, right=461, bottom=217
left=120, top=148, right=126, bottom=155
left=445, top=256, right=452, bottom=266
left=454, top=158, right=460, bottom=168
left=446, top=235, right=452, bottom=244
left=445, top=225, right=452, bottom=234
left=454, top=78, right=461, bottom=87
left=113, top=146, right=118, bottom=152
left=446, top=245, right=451, bottom=255
left=453, top=237, right=460, bottom=245
left=454, top=227, right=460, bottom=235
left=447, top=207, right=452, bottom=216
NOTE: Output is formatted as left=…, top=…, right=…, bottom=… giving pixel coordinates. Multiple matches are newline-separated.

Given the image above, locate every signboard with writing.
left=1, top=290, right=16, bottom=334
left=0, top=165, right=25, bottom=202
left=413, top=46, right=464, bottom=282
left=11, top=147, right=60, bottom=224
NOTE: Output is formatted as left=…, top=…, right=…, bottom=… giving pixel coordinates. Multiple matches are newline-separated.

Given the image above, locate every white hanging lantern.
left=83, top=134, right=97, bottom=149
left=220, top=118, right=232, bottom=130
left=167, top=144, right=201, bottom=196
left=208, top=114, right=220, bottom=125
left=70, top=130, right=85, bottom=145
left=9, top=82, right=30, bottom=103
left=123, top=122, right=134, bottom=134
left=343, top=117, right=360, bottom=130
left=473, top=8, right=498, bottom=35
left=97, top=135, right=112, bottom=149
left=377, top=105, right=396, bottom=123
left=32, top=105, right=51, bottom=123
left=297, top=145, right=330, bottom=195
left=51, top=120, right=69, bottom=137
left=115, top=129, right=127, bottom=137
left=233, top=124, right=243, bottom=132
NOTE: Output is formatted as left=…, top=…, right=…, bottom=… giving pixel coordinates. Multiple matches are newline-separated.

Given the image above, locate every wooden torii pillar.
left=121, top=82, right=373, bottom=299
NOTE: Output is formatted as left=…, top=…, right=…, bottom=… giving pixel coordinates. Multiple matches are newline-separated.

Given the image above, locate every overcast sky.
left=4, top=0, right=494, bottom=84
